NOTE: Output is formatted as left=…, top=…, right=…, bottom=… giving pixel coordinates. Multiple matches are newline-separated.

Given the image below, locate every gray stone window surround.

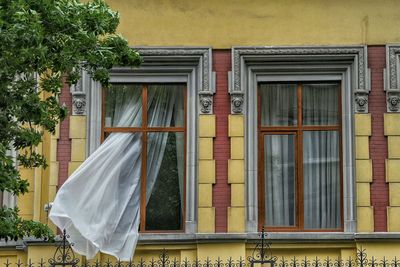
left=385, top=44, right=400, bottom=112
left=71, top=47, right=216, bottom=234
left=229, top=46, right=371, bottom=233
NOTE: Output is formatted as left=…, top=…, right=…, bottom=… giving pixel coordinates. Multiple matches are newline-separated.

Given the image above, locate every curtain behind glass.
left=302, top=83, right=339, bottom=125
left=264, top=135, right=296, bottom=226
left=260, top=84, right=297, bottom=126
left=303, top=131, right=341, bottom=229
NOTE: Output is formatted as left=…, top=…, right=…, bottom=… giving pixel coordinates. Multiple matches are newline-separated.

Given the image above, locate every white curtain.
left=50, top=84, right=184, bottom=260
left=260, top=83, right=340, bottom=229
left=264, top=135, right=296, bottom=226
left=302, top=84, right=340, bottom=229
left=260, top=84, right=297, bottom=226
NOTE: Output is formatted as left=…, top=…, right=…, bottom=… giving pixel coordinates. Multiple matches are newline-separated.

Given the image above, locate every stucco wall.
left=107, top=0, right=400, bottom=48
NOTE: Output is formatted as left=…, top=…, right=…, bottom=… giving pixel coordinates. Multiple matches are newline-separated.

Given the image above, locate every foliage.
left=0, top=0, right=142, bottom=241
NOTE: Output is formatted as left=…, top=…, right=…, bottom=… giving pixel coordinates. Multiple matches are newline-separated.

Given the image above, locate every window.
left=102, top=83, right=186, bottom=232
left=258, top=82, right=342, bottom=231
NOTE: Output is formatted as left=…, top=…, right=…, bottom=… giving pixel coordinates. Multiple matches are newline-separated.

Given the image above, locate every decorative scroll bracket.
left=385, top=45, right=400, bottom=112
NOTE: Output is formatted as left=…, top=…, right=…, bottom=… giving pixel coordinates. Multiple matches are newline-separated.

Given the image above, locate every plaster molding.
left=230, top=46, right=359, bottom=232
left=385, top=45, right=400, bottom=112
left=136, top=47, right=214, bottom=96
left=231, top=46, right=370, bottom=113
left=80, top=47, right=216, bottom=233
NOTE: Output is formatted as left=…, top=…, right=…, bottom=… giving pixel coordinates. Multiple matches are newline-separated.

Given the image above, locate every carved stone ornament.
left=199, top=94, right=213, bottom=114
left=72, top=91, right=86, bottom=115
left=387, top=91, right=400, bottom=112
left=354, top=91, right=368, bottom=113
left=385, top=45, right=400, bottom=112
left=231, top=94, right=244, bottom=114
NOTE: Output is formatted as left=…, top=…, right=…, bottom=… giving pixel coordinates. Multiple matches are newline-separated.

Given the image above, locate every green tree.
left=0, top=0, right=142, bottom=241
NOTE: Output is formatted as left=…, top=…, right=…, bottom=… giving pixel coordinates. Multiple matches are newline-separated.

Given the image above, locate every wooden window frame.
left=101, top=83, right=187, bottom=233
left=257, top=81, right=344, bottom=232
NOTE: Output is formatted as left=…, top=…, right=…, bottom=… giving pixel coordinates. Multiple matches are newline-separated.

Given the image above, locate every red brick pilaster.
left=368, top=46, right=389, bottom=232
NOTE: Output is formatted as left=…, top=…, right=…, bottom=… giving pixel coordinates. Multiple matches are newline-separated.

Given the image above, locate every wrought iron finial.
left=49, top=230, right=80, bottom=267
left=248, top=227, right=277, bottom=267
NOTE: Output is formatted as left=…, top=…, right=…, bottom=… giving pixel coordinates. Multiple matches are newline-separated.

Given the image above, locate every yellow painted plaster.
left=355, top=159, right=372, bottom=183
left=71, top=139, right=86, bottom=162
left=355, top=114, right=371, bottom=136
left=231, top=183, right=245, bottom=207
left=197, top=243, right=245, bottom=261
left=388, top=206, right=400, bottom=232
left=384, top=113, right=400, bottom=136
left=356, top=183, right=371, bottom=207
left=388, top=136, right=400, bottom=159
left=198, top=160, right=216, bottom=184
left=199, top=115, right=216, bottom=137
left=198, top=207, right=215, bottom=233
left=228, top=207, right=245, bottom=233
left=199, top=137, right=213, bottom=160
left=199, top=183, right=212, bottom=207
left=107, top=0, right=400, bottom=48
left=357, top=206, right=374, bottom=232
left=69, top=116, right=87, bottom=139
left=389, top=182, right=400, bottom=206
left=228, top=115, right=244, bottom=137
left=230, top=137, right=244, bottom=159
left=355, top=136, right=369, bottom=159
left=386, top=159, right=400, bottom=182
left=228, top=159, right=244, bottom=184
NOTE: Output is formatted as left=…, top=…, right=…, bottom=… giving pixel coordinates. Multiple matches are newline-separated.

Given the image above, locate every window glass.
left=148, top=84, right=185, bottom=127
left=303, top=131, right=341, bottom=229
left=259, top=82, right=342, bottom=231
left=103, top=83, right=186, bottom=232
left=259, top=84, right=297, bottom=126
left=105, top=84, right=142, bottom=127
left=302, top=83, right=339, bottom=125
left=146, top=132, right=184, bottom=230
left=264, top=134, right=296, bottom=227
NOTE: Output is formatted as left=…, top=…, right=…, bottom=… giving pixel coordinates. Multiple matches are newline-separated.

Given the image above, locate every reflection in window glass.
left=105, top=84, right=142, bottom=127
left=146, top=132, right=184, bottom=230
left=259, top=84, right=297, bottom=126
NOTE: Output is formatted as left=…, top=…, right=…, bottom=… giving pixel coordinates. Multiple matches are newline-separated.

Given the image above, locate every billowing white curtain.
left=302, top=84, right=340, bottom=229
left=50, top=84, right=184, bottom=260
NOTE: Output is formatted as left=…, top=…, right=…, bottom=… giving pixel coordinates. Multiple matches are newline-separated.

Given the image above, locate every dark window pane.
left=105, top=84, right=142, bottom=127
left=302, top=83, right=339, bottom=125
left=146, top=132, right=184, bottom=230
left=148, top=84, right=185, bottom=127
left=303, top=131, right=341, bottom=229
left=260, top=84, right=297, bottom=126
left=264, top=134, right=296, bottom=227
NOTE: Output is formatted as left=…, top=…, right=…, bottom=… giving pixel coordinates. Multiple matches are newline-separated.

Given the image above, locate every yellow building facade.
left=2, top=0, right=400, bottom=265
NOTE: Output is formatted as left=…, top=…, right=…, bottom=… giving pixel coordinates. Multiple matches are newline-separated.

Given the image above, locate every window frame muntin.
left=257, top=81, right=344, bottom=232
left=101, top=83, right=187, bottom=233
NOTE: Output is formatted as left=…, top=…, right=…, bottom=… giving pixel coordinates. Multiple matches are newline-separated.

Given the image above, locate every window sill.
left=2, top=233, right=400, bottom=250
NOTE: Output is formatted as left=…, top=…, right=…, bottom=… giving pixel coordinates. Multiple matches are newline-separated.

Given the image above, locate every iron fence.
left=2, top=229, right=400, bottom=267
